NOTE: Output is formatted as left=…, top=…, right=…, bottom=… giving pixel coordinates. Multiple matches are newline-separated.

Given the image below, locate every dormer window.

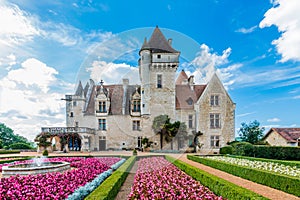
left=132, top=100, right=141, bottom=112
left=187, top=97, right=193, bottom=105
left=98, top=101, right=107, bottom=113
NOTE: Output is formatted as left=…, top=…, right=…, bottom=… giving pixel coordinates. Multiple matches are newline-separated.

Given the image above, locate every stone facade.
left=39, top=27, right=236, bottom=153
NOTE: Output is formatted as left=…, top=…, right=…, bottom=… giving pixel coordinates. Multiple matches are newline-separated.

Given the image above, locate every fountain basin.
left=1, top=162, right=71, bottom=178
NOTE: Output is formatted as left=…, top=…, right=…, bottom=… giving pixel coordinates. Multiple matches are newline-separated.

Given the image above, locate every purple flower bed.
left=0, top=157, right=121, bottom=199
left=128, top=157, right=225, bottom=200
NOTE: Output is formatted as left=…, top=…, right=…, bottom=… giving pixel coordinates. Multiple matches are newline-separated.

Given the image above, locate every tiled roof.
left=176, top=70, right=189, bottom=85
left=268, top=128, right=300, bottom=142
left=141, top=27, right=179, bottom=53
left=176, top=85, right=206, bottom=110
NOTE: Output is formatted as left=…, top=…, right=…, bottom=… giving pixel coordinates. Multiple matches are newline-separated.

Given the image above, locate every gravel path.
left=175, top=154, right=300, bottom=200
left=114, top=161, right=138, bottom=200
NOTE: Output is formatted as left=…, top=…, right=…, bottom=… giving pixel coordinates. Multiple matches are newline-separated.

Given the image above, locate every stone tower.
left=139, top=27, right=180, bottom=120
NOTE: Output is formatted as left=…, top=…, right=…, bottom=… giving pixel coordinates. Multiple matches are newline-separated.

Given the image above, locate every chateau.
left=38, top=27, right=236, bottom=153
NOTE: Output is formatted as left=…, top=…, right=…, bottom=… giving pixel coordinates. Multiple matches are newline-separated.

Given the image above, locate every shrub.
left=188, top=155, right=300, bottom=197
left=220, top=146, right=233, bottom=154
left=132, top=149, right=137, bottom=155
left=231, top=142, right=254, bottom=156
left=8, top=142, right=33, bottom=149
left=166, top=156, right=267, bottom=200
left=42, top=149, right=49, bottom=156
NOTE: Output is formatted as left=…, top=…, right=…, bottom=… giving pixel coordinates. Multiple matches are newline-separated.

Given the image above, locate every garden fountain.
left=1, top=156, right=70, bottom=178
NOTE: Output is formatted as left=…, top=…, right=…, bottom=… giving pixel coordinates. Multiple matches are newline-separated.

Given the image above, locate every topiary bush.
left=231, top=142, right=254, bottom=156
left=220, top=146, right=233, bottom=154
left=42, top=149, right=49, bottom=156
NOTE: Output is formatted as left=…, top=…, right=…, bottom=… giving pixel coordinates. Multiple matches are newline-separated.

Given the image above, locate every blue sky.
left=0, top=0, right=300, bottom=141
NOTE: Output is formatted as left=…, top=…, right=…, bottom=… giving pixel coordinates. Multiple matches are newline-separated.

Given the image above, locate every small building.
left=263, top=128, right=300, bottom=147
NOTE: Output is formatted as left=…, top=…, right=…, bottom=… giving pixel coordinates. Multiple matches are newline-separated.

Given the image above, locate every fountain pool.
left=1, top=161, right=71, bottom=178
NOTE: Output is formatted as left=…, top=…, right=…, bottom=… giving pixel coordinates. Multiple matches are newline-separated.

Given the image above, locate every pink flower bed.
left=128, top=157, right=224, bottom=200
left=0, top=157, right=121, bottom=199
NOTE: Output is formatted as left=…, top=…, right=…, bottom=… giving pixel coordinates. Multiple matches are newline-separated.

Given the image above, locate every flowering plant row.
left=67, top=158, right=126, bottom=200
left=0, top=157, right=122, bottom=199
left=205, top=156, right=300, bottom=178
left=128, top=157, right=224, bottom=200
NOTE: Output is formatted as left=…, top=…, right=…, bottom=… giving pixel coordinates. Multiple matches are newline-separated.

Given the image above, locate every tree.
left=152, top=115, right=188, bottom=149
left=238, top=120, right=265, bottom=144
left=152, top=115, right=171, bottom=149
left=0, top=123, right=32, bottom=148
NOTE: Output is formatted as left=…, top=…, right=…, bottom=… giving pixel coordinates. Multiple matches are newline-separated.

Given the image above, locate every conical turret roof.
left=140, top=26, right=179, bottom=53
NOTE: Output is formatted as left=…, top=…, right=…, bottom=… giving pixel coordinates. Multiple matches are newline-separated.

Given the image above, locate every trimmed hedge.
left=0, top=150, right=20, bottom=154
left=0, top=157, right=32, bottom=164
left=188, top=155, right=300, bottom=197
left=85, top=156, right=136, bottom=200
left=166, top=156, right=267, bottom=200
left=227, top=142, right=300, bottom=161
left=252, top=146, right=300, bottom=160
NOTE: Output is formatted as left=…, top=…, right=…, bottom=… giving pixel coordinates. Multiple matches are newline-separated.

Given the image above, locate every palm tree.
left=152, top=115, right=188, bottom=149
left=152, top=115, right=171, bottom=149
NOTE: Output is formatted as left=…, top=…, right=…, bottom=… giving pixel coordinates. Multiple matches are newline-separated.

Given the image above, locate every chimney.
left=122, top=79, right=129, bottom=115
left=168, top=38, right=172, bottom=46
left=188, top=75, right=194, bottom=90
left=122, top=78, right=129, bottom=86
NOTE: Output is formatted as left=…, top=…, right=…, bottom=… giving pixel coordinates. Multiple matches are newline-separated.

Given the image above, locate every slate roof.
left=84, top=84, right=140, bottom=115
left=75, top=81, right=83, bottom=96
left=265, top=128, right=300, bottom=142
left=140, top=26, right=179, bottom=53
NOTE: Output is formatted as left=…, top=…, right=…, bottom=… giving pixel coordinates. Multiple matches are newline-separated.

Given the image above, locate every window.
left=157, top=74, right=162, bottom=88
left=132, top=120, right=141, bottom=131
left=210, top=113, right=220, bottom=128
left=210, top=95, right=219, bottom=106
left=98, top=119, right=106, bottom=130
left=187, top=97, right=193, bottom=105
left=98, top=101, right=106, bottom=113
left=210, top=135, right=220, bottom=148
left=73, top=101, right=77, bottom=107
left=70, top=112, right=73, bottom=117
left=75, top=122, right=79, bottom=127
left=188, top=115, right=193, bottom=128
left=132, top=100, right=141, bottom=112
left=157, top=54, right=161, bottom=59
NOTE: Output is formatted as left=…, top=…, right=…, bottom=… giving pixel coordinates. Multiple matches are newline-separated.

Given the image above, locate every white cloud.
left=86, top=61, right=140, bottom=85
left=236, top=112, right=255, bottom=118
left=182, top=43, right=232, bottom=85
left=0, top=2, right=39, bottom=46
left=0, top=58, right=73, bottom=141
left=3, top=58, right=58, bottom=93
left=235, top=26, right=257, bottom=34
left=259, top=0, right=300, bottom=62
left=267, top=117, right=281, bottom=122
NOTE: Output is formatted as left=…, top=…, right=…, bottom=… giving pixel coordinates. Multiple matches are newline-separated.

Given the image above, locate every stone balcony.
left=41, top=127, right=95, bottom=135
